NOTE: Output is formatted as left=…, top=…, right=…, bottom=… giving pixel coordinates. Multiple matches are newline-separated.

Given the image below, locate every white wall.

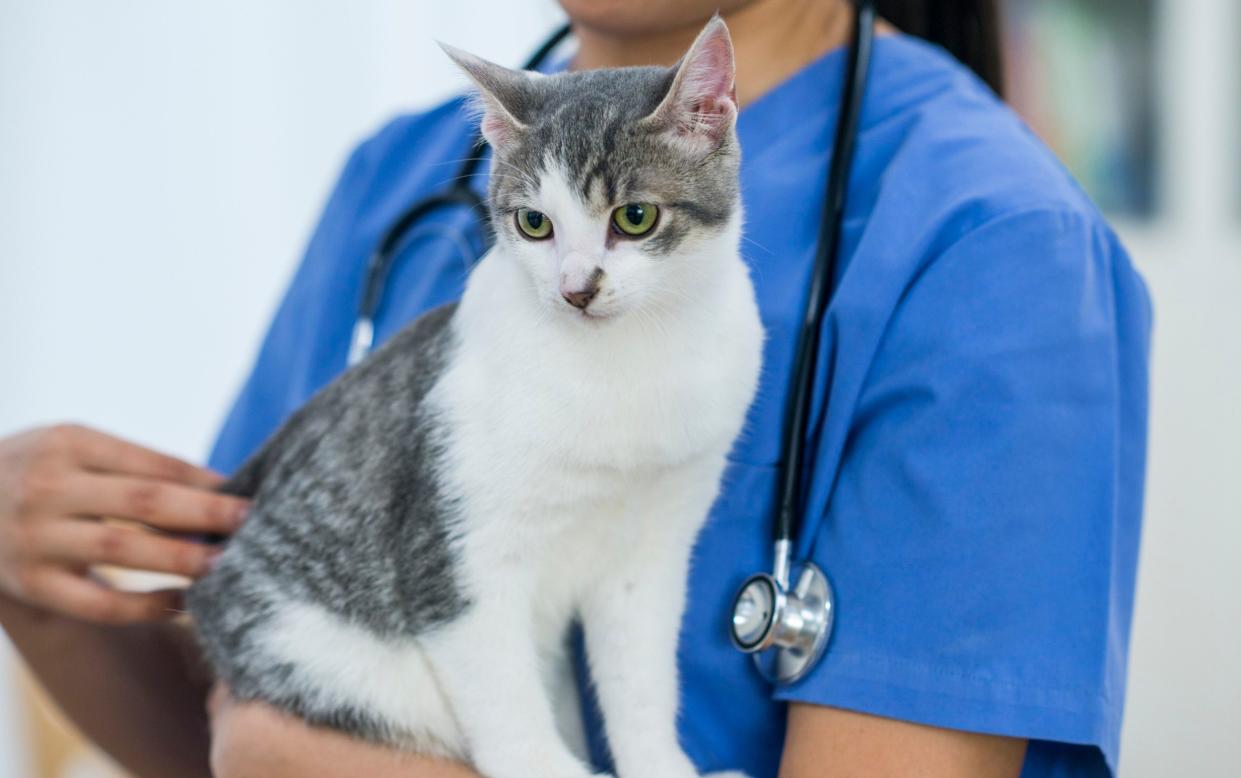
left=0, top=0, right=563, bottom=460
left=0, top=2, right=562, bottom=775
left=1121, top=245, right=1241, bottom=777
left=1118, top=1, right=1241, bottom=772
left=0, top=2, right=1237, bottom=776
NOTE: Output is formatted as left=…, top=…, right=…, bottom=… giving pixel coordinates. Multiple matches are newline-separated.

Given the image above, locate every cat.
left=188, top=18, right=762, bottom=778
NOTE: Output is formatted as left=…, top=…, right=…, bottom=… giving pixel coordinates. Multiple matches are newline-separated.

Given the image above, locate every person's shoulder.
left=355, top=97, right=471, bottom=162
left=333, top=95, right=476, bottom=199
left=870, top=35, right=1111, bottom=244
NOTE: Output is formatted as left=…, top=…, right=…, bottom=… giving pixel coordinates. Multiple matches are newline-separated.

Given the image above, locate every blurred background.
left=1, top=0, right=1237, bottom=775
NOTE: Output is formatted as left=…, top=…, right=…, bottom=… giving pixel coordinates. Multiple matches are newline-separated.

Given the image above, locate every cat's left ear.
left=441, top=43, right=535, bottom=151
left=641, top=17, right=738, bottom=154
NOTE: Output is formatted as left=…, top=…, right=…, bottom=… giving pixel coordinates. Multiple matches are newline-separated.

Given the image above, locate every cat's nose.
left=560, top=268, right=604, bottom=310
left=561, top=286, right=597, bottom=310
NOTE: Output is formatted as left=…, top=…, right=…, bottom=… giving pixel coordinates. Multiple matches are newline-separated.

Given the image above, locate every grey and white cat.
left=188, top=19, right=762, bottom=778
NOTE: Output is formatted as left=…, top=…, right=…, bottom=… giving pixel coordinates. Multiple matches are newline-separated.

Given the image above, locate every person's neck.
left=570, top=0, right=853, bottom=107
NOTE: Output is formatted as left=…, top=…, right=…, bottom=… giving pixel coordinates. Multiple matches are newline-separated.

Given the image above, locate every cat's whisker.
left=741, top=235, right=773, bottom=255
left=633, top=304, right=675, bottom=345
left=448, top=172, right=526, bottom=189
left=424, top=155, right=493, bottom=169
left=426, top=157, right=541, bottom=197
left=490, top=158, right=544, bottom=192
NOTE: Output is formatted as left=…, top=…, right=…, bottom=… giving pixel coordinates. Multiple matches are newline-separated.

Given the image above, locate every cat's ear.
left=441, top=43, right=534, bottom=150
left=641, top=17, right=738, bottom=154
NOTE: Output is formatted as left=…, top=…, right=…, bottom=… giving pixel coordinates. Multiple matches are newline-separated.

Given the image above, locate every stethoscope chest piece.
left=730, top=561, right=835, bottom=685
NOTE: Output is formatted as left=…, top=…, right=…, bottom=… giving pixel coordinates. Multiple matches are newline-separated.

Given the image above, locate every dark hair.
left=874, top=0, right=1005, bottom=96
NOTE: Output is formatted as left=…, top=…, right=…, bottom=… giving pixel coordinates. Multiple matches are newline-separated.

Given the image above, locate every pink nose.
left=560, top=268, right=604, bottom=310
left=561, top=286, right=597, bottom=310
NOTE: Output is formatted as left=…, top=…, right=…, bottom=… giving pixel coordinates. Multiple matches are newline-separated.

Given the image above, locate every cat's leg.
left=580, top=471, right=737, bottom=778
left=421, top=576, right=607, bottom=778
left=542, top=630, right=590, bottom=762
left=581, top=535, right=697, bottom=778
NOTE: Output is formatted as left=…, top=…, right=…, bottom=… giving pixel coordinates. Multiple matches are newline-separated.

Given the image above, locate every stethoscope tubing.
left=772, top=0, right=876, bottom=571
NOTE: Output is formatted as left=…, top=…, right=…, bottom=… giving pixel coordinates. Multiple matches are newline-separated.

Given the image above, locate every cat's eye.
left=612, top=203, right=659, bottom=237
left=515, top=208, right=553, bottom=240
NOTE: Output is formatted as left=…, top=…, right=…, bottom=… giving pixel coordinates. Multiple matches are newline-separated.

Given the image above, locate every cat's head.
left=444, top=18, right=740, bottom=324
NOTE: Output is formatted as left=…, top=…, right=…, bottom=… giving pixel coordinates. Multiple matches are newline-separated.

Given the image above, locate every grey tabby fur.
left=481, top=65, right=739, bottom=254
left=188, top=304, right=466, bottom=741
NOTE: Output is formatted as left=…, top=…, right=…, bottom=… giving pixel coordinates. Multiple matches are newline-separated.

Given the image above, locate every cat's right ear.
left=441, top=44, right=534, bottom=151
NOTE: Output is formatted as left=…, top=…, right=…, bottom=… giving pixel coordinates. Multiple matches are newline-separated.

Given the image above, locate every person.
left=0, top=0, right=1150, bottom=776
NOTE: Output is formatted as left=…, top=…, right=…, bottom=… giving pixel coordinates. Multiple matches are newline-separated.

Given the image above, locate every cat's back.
left=189, top=302, right=471, bottom=691
left=222, top=302, right=459, bottom=498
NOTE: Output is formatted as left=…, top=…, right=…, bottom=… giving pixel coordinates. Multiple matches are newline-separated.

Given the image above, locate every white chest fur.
left=413, top=216, right=762, bottom=778
left=443, top=238, right=761, bottom=469
left=427, top=240, right=762, bottom=571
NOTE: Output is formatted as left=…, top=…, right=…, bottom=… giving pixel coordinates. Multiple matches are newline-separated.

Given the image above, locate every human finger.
left=61, top=425, right=225, bottom=489
left=59, top=472, right=247, bottom=535
left=33, top=519, right=220, bottom=579
left=17, top=567, right=184, bottom=625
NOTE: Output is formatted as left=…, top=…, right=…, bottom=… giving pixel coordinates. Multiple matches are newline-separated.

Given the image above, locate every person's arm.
left=0, top=424, right=477, bottom=778
left=0, top=595, right=214, bottom=778
left=208, top=686, right=1029, bottom=778
left=0, top=423, right=249, bottom=778
left=208, top=688, right=481, bottom=778
left=779, top=704, right=1027, bottom=777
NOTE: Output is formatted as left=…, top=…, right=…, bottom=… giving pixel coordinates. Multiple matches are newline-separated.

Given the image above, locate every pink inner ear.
left=663, top=22, right=737, bottom=144
left=481, top=110, right=514, bottom=148
left=683, top=95, right=733, bottom=138
left=681, top=33, right=735, bottom=105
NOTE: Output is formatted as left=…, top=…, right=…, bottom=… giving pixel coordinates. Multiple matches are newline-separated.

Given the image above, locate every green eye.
left=612, top=203, right=659, bottom=237
left=516, top=208, right=553, bottom=240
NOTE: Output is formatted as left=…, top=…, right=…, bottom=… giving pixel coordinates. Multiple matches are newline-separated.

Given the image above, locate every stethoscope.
left=348, top=3, right=877, bottom=686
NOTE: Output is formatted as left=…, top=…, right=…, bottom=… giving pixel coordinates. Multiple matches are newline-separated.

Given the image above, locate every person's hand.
left=208, top=684, right=481, bottom=778
left=0, top=424, right=247, bottom=624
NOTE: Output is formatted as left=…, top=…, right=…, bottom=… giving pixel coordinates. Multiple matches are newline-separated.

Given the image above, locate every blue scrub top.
left=209, top=34, right=1151, bottom=778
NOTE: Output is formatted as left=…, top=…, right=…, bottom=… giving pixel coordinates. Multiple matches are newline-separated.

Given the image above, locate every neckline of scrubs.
left=546, top=30, right=915, bottom=160
left=736, top=32, right=910, bottom=158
